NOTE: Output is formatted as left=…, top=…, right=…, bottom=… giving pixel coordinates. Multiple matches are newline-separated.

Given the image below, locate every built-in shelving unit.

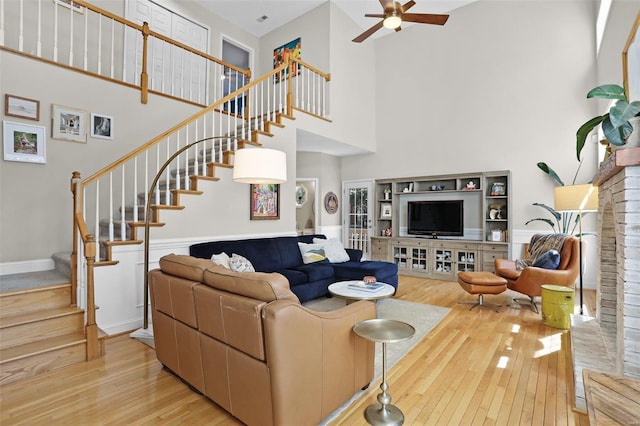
left=370, top=171, right=511, bottom=279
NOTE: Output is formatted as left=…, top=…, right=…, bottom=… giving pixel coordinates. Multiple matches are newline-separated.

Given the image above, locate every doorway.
left=296, top=179, right=318, bottom=235
left=343, top=180, right=373, bottom=259
left=221, top=36, right=252, bottom=113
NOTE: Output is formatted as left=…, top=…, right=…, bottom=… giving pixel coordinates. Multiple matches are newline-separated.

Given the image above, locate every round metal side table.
left=353, top=318, right=415, bottom=426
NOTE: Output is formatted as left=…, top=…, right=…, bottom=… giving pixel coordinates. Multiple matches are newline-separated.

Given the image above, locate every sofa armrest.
left=262, top=299, right=375, bottom=425
left=346, top=248, right=363, bottom=262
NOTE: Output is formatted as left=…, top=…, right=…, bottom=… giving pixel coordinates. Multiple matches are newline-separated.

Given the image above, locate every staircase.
left=0, top=279, right=106, bottom=385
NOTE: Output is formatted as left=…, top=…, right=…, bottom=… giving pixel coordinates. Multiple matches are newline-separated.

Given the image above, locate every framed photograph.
left=53, top=0, right=84, bottom=14
left=250, top=183, right=280, bottom=220
left=5, top=94, right=40, bottom=121
left=3, top=121, right=46, bottom=164
left=90, top=113, right=113, bottom=140
left=380, top=203, right=392, bottom=219
left=52, top=104, right=87, bottom=143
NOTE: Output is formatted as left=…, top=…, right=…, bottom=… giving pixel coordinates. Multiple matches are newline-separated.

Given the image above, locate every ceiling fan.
left=352, top=0, right=449, bottom=43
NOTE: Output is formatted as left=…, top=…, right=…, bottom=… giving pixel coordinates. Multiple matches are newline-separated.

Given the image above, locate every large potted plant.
left=576, top=84, right=640, bottom=152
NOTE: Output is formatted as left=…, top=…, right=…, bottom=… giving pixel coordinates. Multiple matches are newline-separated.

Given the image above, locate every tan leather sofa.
left=149, top=254, right=376, bottom=426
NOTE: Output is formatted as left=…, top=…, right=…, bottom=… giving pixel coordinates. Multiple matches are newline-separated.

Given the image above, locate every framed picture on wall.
left=250, top=183, right=280, bottom=220
left=90, top=113, right=113, bottom=140
left=3, top=121, right=46, bottom=164
left=4, top=94, right=40, bottom=121
left=52, top=104, right=87, bottom=143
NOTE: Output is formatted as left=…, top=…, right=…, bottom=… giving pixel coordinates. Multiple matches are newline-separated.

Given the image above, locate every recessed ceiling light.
left=256, top=15, right=268, bottom=23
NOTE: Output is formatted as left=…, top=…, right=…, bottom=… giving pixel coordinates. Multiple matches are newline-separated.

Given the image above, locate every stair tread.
left=0, top=305, right=83, bottom=327
left=0, top=331, right=86, bottom=363
left=1, top=271, right=69, bottom=294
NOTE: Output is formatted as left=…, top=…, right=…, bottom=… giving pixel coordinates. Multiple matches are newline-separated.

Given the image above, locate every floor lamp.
left=554, top=184, right=598, bottom=315
left=138, top=143, right=286, bottom=333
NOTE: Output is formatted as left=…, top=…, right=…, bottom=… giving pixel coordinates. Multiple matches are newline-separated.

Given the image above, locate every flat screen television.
left=407, top=200, right=464, bottom=238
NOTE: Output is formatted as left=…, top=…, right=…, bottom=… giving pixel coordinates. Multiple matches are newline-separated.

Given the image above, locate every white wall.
left=341, top=1, right=600, bottom=240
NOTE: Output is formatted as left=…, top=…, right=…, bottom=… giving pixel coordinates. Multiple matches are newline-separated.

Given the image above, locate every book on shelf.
left=348, top=282, right=385, bottom=292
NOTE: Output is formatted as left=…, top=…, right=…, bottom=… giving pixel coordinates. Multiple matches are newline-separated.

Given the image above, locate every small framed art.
left=52, top=104, right=87, bottom=143
left=380, top=203, right=392, bottom=219
left=5, top=94, right=40, bottom=121
left=324, top=192, right=338, bottom=214
left=3, top=121, right=46, bottom=164
left=250, top=183, right=280, bottom=220
left=90, top=113, right=113, bottom=140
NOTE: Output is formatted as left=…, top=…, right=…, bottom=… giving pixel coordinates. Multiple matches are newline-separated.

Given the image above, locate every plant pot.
left=613, top=116, right=640, bottom=150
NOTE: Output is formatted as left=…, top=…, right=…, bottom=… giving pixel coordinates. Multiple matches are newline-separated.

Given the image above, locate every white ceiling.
left=195, top=0, right=476, bottom=39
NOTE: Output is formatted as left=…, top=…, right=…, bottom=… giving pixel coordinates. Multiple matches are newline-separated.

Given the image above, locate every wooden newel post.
left=70, top=171, right=81, bottom=306
left=84, top=234, right=99, bottom=360
left=286, top=54, right=293, bottom=116
left=243, top=68, right=252, bottom=120
left=140, top=22, right=150, bottom=104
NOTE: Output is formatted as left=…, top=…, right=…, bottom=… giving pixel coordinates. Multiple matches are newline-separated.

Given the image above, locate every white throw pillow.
left=229, top=253, right=255, bottom=272
left=313, top=238, right=350, bottom=263
left=298, top=242, right=326, bottom=264
left=211, top=252, right=231, bottom=269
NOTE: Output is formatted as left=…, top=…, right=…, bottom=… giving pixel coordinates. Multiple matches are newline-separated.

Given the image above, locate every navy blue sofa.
left=189, top=234, right=398, bottom=303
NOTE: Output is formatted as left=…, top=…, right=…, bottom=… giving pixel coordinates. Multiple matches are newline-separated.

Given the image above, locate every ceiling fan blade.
left=400, top=0, right=416, bottom=13
left=379, top=0, right=392, bottom=8
left=401, top=13, right=449, bottom=25
left=365, top=13, right=385, bottom=18
left=353, top=20, right=384, bottom=43
left=395, top=26, right=402, bottom=32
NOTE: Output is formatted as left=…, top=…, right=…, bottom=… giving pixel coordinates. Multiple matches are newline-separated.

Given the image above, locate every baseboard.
left=0, top=258, right=55, bottom=276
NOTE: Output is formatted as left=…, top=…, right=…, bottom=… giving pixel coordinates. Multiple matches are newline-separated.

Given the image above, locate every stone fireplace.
left=592, top=147, right=640, bottom=379
left=571, top=148, right=640, bottom=411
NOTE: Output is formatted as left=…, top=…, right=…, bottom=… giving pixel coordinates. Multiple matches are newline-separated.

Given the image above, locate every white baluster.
left=53, top=1, right=58, bottom=61
left=36, top=0, right=41, bottom=56
left=110, top=19, right=114, bottom=79
left=94, top=184, right=100, bottom=261
left=0, top=0, right=5, bottom=46
left=97, top=17, right=102, bottom=74
left=83, top=10, right=87, bottom=70
left=174, top=131, right=180, bottom=191
left=121, top=166, right=125, bottom=240
left=18, top=0, right=23, bottom=51
left=108, top=172, right=114, bottom=241
left=68, top=1, right=73, bottom=67
left=133, top=157, right=138, bottom=223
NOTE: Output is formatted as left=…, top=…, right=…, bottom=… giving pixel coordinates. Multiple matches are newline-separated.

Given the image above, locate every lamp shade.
left=554, top=184, right=598, bottom=212
left=233, top=148, right=287, bottom=184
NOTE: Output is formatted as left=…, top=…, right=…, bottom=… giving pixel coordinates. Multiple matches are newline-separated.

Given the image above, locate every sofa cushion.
left=532, top=249, right=561, bottom=269
left=276, top=269, right=308, bottom=287
left=211, top=252, right=231, bottom=268
left=294, top=263, right=334, bottom=282
left=203, top=265, right=299, bottom=303
left=159, top=254, right=216, bottom=282
left=313, top=237, right=350, bottom=263
left=230, top=254, right=255, bottom=272
left=298, top=242, right=327, bottom=264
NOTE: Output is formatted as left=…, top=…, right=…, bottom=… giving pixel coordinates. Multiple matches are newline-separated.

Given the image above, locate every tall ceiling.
left=194, top=0, right=476, bottom=39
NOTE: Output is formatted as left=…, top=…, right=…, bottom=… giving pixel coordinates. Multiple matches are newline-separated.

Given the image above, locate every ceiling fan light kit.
left=353, top=0, right=449, bottom=43
left=383, top=12, right=402, bottom=29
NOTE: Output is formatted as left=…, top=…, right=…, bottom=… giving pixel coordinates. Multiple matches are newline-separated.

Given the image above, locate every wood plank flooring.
left=0, top=276, right=593, bottom=425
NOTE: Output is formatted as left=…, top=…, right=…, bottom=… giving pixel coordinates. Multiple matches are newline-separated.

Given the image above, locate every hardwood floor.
left=0, top=277, right=593, bottom=425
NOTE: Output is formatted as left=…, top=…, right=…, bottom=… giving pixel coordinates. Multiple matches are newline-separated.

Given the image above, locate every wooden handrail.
left=80, top=60, right=290, bottom=187
left=291, top=57, right=331, bottom=81
left=69, top=0, right=250, bottom=78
